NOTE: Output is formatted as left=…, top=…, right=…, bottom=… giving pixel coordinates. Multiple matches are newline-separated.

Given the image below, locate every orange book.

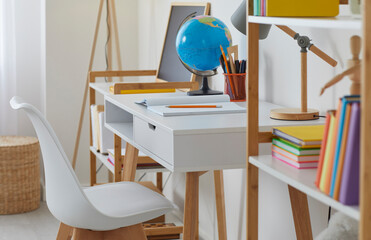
left=323, top=99, right=342, bottom=194
left=333, top=103, right=353, bottom=200
left=315, top=111, right=332, bottom=187
left=319, top=112, right=336, bottom=193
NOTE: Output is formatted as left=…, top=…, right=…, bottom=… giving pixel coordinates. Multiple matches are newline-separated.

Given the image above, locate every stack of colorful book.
left=316, top=95, right=360, bottom=206
left=272, top=125, right=324, bottom=169
left=253, top=0, right=339, bottom=17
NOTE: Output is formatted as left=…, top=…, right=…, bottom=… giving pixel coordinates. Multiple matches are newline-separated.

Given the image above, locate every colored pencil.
left=220, top=45, right=236, bottom=98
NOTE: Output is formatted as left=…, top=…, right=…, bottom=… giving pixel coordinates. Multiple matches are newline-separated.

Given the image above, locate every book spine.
left=339, top=103, right=360, bottom=205
left=330, top=99, right=350, bottom=197
left=319, top=112, right=336, bottom=193
left=315, top=112, right=331, bottom=187
left=334, top=104, right=353, bottom=200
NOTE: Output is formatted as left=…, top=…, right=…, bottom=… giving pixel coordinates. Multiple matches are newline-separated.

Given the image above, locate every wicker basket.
left=0, top=136, right=40, bottom=214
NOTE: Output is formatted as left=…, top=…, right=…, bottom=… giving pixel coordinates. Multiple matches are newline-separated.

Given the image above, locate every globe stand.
left=187, top=77, right=223, bottom=96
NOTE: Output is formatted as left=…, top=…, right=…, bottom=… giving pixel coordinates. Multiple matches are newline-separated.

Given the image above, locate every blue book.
left=329, top=95, right=360, bottom=197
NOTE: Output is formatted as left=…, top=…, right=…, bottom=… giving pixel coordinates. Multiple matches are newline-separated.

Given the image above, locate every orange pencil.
left=166, top=105, right=222, bottom=108
left=220, top=45, right=236, bottom=98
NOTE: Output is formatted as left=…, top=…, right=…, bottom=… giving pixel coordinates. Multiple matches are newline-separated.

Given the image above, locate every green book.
left=254, top=0, right=260, bottom=16
left=272, top=138, right=320, bottom=156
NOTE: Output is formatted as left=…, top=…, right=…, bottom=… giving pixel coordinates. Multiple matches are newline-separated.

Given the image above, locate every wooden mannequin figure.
left=320, top=35, right=361, bottom=96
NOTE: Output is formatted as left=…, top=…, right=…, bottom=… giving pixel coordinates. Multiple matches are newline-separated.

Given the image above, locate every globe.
left=176, top=15, right=232, bottom=73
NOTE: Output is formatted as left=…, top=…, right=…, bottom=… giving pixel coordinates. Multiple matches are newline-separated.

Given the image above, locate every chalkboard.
left=156, top=3, right=210, bottom=83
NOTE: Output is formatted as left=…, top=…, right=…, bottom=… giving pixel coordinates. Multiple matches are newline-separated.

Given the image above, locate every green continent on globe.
left=176, top=15, right=232, bottom=72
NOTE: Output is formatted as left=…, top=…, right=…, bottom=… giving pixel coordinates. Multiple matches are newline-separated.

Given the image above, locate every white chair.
left=10, top=96, right=175, bottom=240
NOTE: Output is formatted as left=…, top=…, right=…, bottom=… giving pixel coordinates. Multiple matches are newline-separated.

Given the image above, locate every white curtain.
left=0, top=0, right=18, bottom=135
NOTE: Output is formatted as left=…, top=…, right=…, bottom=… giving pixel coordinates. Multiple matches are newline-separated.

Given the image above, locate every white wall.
left=45, top=0, right=139, bottom=183
left=0, top=0, right=45, bottom=137
left=136, top=1, right=361, bottom=239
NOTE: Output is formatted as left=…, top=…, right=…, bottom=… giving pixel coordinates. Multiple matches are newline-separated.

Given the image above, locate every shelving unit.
left=245, top=1, right=370, bottom=239
left=248, top=16, right=361, bottom=29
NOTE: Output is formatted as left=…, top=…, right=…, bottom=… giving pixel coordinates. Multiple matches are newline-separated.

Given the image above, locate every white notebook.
left=136, top=95, right=245, bottom=116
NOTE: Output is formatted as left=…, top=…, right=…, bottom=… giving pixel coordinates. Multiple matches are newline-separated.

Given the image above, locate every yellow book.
left=333, top=104, right=352, bottom=200
left=319, top=112, right=336, bottom=193
left=109, top=86, right=175, bottom=94
left=272, top=125, right=324, bottom=147
left=266, top=0, right=339, bottom=17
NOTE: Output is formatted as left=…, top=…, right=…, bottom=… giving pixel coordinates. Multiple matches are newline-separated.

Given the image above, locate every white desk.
left=104, top=92, right=324, bottom=172
left=91, top=83, right=325, bottom=239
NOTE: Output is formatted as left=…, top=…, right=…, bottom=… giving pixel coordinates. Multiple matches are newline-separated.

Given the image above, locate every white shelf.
left=105, top=122, right=134, bottom=144
left=90, top=146, right=114, bottom=173
left=89, top=82, right=113, bottom=95
left=90, top=146, right=168, bottom=175
left=248, top=16, right=362, bottom=30
left=249, top=155, right=359, bottom=220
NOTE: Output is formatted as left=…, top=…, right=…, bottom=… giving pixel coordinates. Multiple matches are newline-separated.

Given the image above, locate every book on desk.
left=136, top=94, right=245, bottom=116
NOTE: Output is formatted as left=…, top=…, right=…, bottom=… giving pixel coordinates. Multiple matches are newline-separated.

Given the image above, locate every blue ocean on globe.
left=176, top=15, right=232, bottom=72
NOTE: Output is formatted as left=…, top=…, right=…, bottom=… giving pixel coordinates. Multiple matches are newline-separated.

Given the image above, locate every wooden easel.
left=72, top=0, right=123, bottom=169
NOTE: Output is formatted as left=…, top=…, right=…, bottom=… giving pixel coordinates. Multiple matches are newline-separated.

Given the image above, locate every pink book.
left=272, top=151, right=318, bottom=169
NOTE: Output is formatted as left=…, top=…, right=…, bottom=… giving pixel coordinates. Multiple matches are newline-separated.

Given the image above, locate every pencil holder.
left=223, top=73, right=246, bottom=101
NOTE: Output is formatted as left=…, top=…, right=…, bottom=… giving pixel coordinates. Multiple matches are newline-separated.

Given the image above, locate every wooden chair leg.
left=72, top=224, right=147, bottom=240
left=288, top=185, right=313, bottom=240
left=72, top=228, right=103, bottom=240
left=56, top=223, right=73, bottom=240
left=156, top=172, right=163, bottom=192
left=214, top=170, right=227, bottom=240
left=104, top=224, right=147, bottom=240
left=183, top=172, right=200, bottom=240
left=122, top=143, right=139, bottom=182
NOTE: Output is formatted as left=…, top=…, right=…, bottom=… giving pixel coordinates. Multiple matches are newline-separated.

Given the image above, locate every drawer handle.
left=148, top=123, right=156, bottom=131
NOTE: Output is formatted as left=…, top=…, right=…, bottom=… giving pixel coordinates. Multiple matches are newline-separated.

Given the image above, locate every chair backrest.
left=10, top=96, right=101, bottom=227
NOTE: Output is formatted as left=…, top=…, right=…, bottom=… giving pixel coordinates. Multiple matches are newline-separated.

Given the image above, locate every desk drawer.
left=133, top=116, right=173, bottom=164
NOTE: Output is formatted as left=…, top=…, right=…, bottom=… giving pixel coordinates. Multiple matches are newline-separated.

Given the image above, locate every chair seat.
left=84, top=181, right=175, bottom=228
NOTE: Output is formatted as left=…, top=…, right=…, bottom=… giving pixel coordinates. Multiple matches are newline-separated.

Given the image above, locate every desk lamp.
left=270, top=25, right=338, bottom=120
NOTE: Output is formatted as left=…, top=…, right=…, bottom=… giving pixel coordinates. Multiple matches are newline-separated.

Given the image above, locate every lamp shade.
left=231, top=0, right=271, bottom=40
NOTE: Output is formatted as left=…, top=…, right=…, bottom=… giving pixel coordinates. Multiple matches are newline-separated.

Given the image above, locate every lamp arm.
left=320, top=64, right=361, bottom=96
left=275, top=25, right=338, bottom=67
left=309, top=44, right=338, bottom=67
left=276, top=25, right=297, bottom=39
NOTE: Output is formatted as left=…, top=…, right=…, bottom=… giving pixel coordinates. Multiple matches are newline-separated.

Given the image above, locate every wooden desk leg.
left=90, top=152, right=96, bottom=186
left=214, top=170, right=227, bottom=240
left=122, top=142, right=139, bottom=182
left=183, top=172, right=200, bottom=240
left=288, top=186, right=313, bottom=240
left=114, top=135, right=122, bottom=182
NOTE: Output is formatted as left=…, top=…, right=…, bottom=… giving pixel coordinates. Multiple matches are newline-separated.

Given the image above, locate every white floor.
left=0, top=202, right=59, bottom=240
left=0, top=202, right=183, bottom=240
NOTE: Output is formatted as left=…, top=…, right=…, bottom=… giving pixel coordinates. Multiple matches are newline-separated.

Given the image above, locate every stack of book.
left=272, top=125, right=324, bottom=169
left=316, top=95, right=360, bottom=206
left=253, top=0, right=339, bottom=17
